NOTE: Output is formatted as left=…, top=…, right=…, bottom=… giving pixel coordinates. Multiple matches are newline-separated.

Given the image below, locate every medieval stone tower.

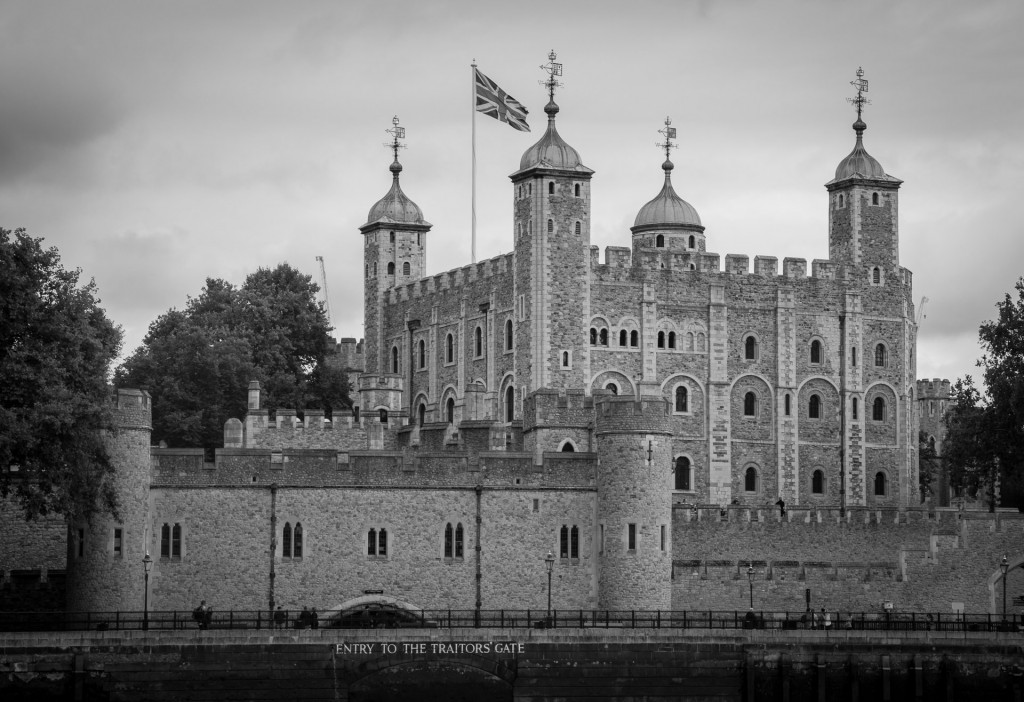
left=65, top=389, right=152, bottom=612
left=359, top=118, right=431, bottom=422
left=511, top=92, right=594, bottom=402
left=595, top=393, right=674, bottom=610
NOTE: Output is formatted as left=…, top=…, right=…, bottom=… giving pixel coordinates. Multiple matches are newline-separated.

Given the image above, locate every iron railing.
left=0, top=609, right=1020, bottom=633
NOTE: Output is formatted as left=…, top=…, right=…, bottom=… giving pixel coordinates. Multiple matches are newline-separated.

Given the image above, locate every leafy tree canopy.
left=115, top=263, right=349, bottom=448
left=0, top=228, right=124, bottom=521
left=944, top=277, right=1024, bottom=511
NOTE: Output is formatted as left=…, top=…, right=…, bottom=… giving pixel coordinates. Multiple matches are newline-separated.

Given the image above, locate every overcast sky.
left=2, top=1, right=1022, bottom=386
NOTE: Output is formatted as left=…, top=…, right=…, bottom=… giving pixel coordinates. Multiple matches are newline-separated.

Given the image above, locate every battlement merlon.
left=594, top=393, right=673, bottom=436
left=113, top=388, right=152, bottom=430
left=386, top=252, right=513, bottom=304
left=916, top=378, right=951, bottom=399
left=523, top=388, right=594, bottom=432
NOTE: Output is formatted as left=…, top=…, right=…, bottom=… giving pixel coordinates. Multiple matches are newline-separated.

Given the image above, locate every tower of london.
left=6, top=68, right=1021, bottom=623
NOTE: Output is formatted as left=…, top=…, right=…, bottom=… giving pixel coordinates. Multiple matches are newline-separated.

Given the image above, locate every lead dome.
left=633, top=158, right=702, bottom=229
left=518, top=100, right=586, bottom=171
left=363, top=158, right=428, bottom=227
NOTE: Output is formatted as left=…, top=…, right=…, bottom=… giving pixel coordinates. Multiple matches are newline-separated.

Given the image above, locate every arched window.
left=744, top=392, right=757, bottom=417
left=379, top=409, right=388, bottom=423
left=697, top=332, right=706, bottom=351
left=745, top=335, right=758, bottom=360
left=873, top=267, right=881, bottom=284
left=389, top=231, right=395, bottom=243
left=547, top=219, right=553, bottom=233
left=675, top=386, right=688, bottom=413
left=446, top=397, right=455, bottom=424
left=872, top=396, right=886, bottom=421
left=744, top=466, right=758, bottom=492
left=599, top=328, right=608, bottom=346
left=474, top=326, right=483, bottom=357
left=367, top=528, right=376, bottom=555
left=444, top=523, right=453, bottom=558
left=387, top=262, right=395, bottom=275
left=575, top=221, right=581, bottom=236
left=656, top=234, right=664, bottom=248
left=590, top=328, right=597, bottom=346
left=657, top=331, right=665, bottom=348
left=548, top=181, right=555, bottom=195
left=505, top=319, right=513, bottom=350
left=454, top=523, right=464, bottom=558
left=505, top=386, right=515, bottom=422
left=171, top=524, right=181, bottom=557
left=852, top=397, right=859, bottom=419
left=809, top=394, right=821, bottom=419
left=874, top=343, right=887, bottom=367
left=293, top=522, right=302, bottom=558
left=560, top=441, right=575, bottom=452
left=561, top=350, right=570, bottom=368
left=391, top=346, right=399, bottom=374
left=674, top=456, right=691, bottom=491
left=418, top=339, right=426, bottom=368
left=810, top=340, right=821, bottom=364
left=688, top=235, right=695, bottom=248
left=574, top=183, right=581, bottom=197
left=378, top=528, right=388, bottom=556
left=570, top=525, right=579, bottom=558
left=852, top=347, right=858, bottom=366
left=403, top=261, right=410, bottom=276
left=838, top=193, right=845, bottom=208
left=874, top=472, right=887, bottom=496
left=560, top=525, right=569, bottom=558
left=812, top=470, right=824, bottom=494
left=668, top=331, right=676, bottom=349
left=630, top=330, right=639, bottom=347
left=283, top=522, right=292, bottom=558
left=784, top=394, right=791, bottom=416
left=619, top=330, right=627, bottom=346
left=418, top=403, right=426, bottom=426
left=606, top=383, right=618, bottom=395
left=160, top=524, right=170, bottom=558
left=872, top=192, right=879, bottom=205
left=446, top=334, right=454, bottom=363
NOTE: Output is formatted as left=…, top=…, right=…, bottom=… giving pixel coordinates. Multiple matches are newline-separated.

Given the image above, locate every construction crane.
left=916, top=296, right=929, bottom=325
left=315, top=256, right=333, bottom=326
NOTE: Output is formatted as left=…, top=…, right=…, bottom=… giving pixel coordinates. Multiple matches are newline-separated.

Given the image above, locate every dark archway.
left=349, top=660, right=513, bottom=702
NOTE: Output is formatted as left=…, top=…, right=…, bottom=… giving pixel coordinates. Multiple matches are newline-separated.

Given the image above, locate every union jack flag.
left=475, top=68, right=529, bottom=132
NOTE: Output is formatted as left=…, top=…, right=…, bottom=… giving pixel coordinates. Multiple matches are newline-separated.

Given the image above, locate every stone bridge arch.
left=341, top=647, right=516, bottom=702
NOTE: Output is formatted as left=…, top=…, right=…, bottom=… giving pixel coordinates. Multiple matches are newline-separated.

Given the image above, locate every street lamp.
left=142, top=552, right=153, bottom=631
left=747, top=563, right=755, bottom=610
left=1001, top=554, right=1009, bottom=622
left=544, top=551, right=555, bottom=620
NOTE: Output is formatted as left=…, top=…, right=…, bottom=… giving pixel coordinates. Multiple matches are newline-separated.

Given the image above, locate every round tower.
left=595, top=393, right=674, bottom=610
left=66, top=388, right=152, bottom=612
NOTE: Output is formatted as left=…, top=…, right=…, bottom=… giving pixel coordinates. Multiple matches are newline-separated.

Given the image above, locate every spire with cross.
left=847, top=67, right=870, bottom=121
left=656, top=116, right=678, bottom=162
left=539, top=50, right=563, bottom=103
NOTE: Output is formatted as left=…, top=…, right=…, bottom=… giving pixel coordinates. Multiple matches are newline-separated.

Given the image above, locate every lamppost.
left=747, top=563, right=755, bottom=610
left=1001, top=554, right=1009, bottom=622
left=142, top=552, right=153, bottom=631
left=545, top=551, right=555, bottom=621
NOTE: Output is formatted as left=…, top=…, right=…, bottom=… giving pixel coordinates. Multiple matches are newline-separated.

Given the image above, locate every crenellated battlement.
left=386, top=252, right=514, bottom=304
left=112, top=388, right=152, bottom=430
left=594, top=393, right=672, bottom=435
left=916, top=377, right=951, bottom=399
left=150, top=446, right=597, bottom=489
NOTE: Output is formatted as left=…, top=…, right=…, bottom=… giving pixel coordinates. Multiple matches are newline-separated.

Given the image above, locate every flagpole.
left=471, top=61, right=477, bottom=264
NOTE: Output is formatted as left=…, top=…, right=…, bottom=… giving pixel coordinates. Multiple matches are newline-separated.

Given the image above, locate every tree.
left=918, top=430, right=940, bottom=503
left=943, top=277, right=1024, bottom=512
left=0, top=228, right=124, bottom=521
left=115, top=264, right=349, bottom=447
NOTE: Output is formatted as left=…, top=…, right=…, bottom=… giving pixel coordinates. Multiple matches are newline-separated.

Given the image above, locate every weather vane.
left=847, top=67, right=870, bottom=120
left=656, top=116, right=678, bottom=161
left=384, top=115, right=407, bottom=160
left=539, top=50, right=563, bottom=102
